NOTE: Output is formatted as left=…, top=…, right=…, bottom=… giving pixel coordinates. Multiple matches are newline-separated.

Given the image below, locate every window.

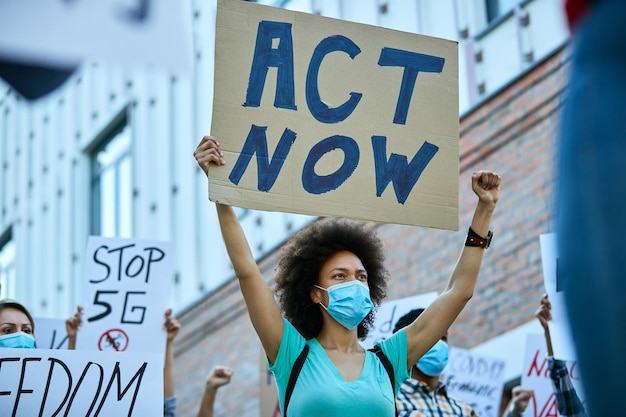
left=0, top=228, right=15, bottom=299
left=486, top=0, right=521, bottom=23
left=91, top=119, right=133, bottom=237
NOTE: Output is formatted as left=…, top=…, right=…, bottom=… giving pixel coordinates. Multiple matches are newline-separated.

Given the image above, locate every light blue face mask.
left=315, top=281, right=374, bottom=330
left=416, top=339, right=449, bottom=376
left=0, top=331, right=36, bottom=349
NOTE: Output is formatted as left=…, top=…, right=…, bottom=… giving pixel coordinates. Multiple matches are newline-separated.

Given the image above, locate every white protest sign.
left=78, top=236, right=173, bottom=354
left=444, top=347, right=506, bottom=417
left=360, top=292, right=438, bottom=349
left=0, top=348, right=162, bottom=417
left=539, top=233, right=577, bottom=361
left=0, top=0, right=192, bottom=72
left=521, top=333, right=586, bottom=417
left=210, top=0, right=459, bottom=229
left=34, top=318, right=69, bottom=350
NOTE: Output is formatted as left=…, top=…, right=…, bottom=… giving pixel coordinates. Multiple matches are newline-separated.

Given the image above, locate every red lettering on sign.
left=526, top=350, right=549, bottom=378
left=537, top=393, right=559, bottom=417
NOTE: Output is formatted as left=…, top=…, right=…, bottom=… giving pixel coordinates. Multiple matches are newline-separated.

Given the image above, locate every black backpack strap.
left=283, top=344, right=309, bottom=417
left=368, top=345, right=395, bottom=393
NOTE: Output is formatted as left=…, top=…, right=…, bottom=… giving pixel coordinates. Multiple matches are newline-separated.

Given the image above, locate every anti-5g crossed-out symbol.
left=98, top=328, right=129, bottom=351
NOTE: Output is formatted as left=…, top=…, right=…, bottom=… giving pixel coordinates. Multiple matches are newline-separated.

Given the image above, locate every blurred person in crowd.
left=556, top=1, right=626, bottom=416
left=197, top=366, right=235, bottom=417
left=393, top=308, right=532, bottom=417
left=535, top=294, right=587, bottom=417
left=164, top=308, right=181, bottom=417
left=0, top=299, right=36, bottom=348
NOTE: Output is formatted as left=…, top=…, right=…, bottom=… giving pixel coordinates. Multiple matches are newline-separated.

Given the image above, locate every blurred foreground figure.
left=557, top=1, right=626, bottom=416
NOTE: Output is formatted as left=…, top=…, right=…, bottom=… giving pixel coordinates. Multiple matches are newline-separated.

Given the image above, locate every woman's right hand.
left=193, top=135, right=225, bottom=176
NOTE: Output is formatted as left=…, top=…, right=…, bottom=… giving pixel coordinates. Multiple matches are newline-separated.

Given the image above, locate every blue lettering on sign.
left=229, top=125, right=297, bottom=192
left=306, top=35, right=362, bottom=124
left=302, top=135, right=360, bottom=194
left=378, top=48, right=445, bottom=125
left=244, top=21, right=297, bottom=110
left=236, top=24, right=448, bottom=203
left=371, top=136, right=439, bottom=204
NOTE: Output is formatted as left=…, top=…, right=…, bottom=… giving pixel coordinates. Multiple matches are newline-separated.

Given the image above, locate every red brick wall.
left=173, top=45, right=570, bottom=417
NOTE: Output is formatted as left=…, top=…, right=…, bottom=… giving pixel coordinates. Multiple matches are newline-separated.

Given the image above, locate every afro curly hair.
left=274, top=218, right=389, bottom=340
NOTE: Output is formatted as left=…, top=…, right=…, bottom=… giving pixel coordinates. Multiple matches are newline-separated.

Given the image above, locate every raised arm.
left=65, top=305, right=83, bottom=350
left=535, top=294, right=554, bottom=356
left=535, top=295, right=588, bottom=416
left=196, top=366, right=234, bottom=417
left=405, top=170, right=500, bottom=369
left=194, top=136, right=284, bottom=362
left=163, top=308, right=180, bottom=400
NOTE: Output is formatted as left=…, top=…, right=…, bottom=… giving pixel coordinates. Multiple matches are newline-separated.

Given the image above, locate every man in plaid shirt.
left=393, top=309, right=532, bottom=417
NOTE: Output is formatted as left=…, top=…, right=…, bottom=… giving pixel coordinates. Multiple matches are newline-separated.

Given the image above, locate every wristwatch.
left=465, top=227, right=493, bottom=249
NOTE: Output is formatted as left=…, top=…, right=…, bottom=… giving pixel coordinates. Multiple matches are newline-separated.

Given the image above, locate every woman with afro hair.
left=194, top=135, right=500, bottom=417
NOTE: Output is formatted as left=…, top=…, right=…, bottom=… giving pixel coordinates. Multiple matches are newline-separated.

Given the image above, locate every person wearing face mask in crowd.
left=194, top=136, right=501, bottom=417
left=393, top=308, right=532, bottom=417
left=0, top=299, right=84, bottom=350
left=0, top=299, right=37, bottom=349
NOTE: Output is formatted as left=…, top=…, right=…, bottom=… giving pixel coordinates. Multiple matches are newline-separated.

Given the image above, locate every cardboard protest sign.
left=211, top=0, right=459, bottom=229
left=444, top=347, right=506, bottom=417
left=34, top=318, right=70, bottom=350
left=0, top=0, right=192, bottom=72
left=521, top=333, right=587, bottom=417
left=0, top=348, right=162, bottom=417
left=539, top=233, right=577, bottom=361
left=78, top=236, right=173, bottom=354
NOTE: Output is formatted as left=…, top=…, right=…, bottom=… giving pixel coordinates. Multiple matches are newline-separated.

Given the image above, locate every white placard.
left=521, top=333, right=587, bottom=417
left=34, top=318, right=69, bottom=350
left=0, top=348, right=162, bottom=417
left=360, top=292, right=438, bottom=349
left=78, top=236, right=173, bottom=354
left=539, top=233, right=577, bottom=360
left=444, top=347, right=506, bottom=417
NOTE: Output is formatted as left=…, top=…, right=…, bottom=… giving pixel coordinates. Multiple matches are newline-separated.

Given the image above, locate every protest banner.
left=34, top=318, right=70, bottom=350
left=444, top=347, right=506, bottom=417
left=210, top=0, right=459, bottom=229
left=0, top=348, right=162, bottom=417
left=521, top=333, right=587, bottom=417
left=78, top=236, right=173, bottom=354
left=539, top=233, right=577, bottom=361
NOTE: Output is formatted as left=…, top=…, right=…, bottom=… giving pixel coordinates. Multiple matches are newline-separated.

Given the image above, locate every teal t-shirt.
left=268, top=318, right=410, bottom=417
